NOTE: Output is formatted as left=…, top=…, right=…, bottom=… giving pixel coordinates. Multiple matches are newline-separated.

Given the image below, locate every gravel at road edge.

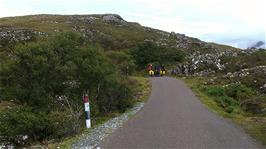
left=71, top=102, right=144, bottom=149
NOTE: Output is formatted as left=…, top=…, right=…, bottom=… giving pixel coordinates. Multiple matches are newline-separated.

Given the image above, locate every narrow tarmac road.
left=100, top=77, right=262, bottom=149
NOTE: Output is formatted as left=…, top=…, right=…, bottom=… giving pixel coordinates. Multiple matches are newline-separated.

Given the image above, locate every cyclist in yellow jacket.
left=147, top=64, right=154, bottom=76
left=160, top=64, right=166, bottom=76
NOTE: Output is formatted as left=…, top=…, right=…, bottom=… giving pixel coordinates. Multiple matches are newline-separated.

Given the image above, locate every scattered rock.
left=68, top=15, right=99, bottom=24
left=102, top=14, right=127, bottom=25
left=0, top=26, right=45, bottom=46
left=224, top=65, right=266, bottom=78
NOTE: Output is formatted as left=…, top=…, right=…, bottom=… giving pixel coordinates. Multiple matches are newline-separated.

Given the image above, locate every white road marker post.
left=83, top=94, right=91, bottom=128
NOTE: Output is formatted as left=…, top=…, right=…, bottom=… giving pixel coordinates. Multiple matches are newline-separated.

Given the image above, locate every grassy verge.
left=47, top=76, right=151, bottom=149
left=130, top=76, right=151, bottom=102
left=184, top=78, right=235, bottom=118
left=183, top=77, right=266, bottom=146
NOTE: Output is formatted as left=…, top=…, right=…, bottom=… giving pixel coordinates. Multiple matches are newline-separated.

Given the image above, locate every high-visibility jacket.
left=149, top=70, right=154, bottom=76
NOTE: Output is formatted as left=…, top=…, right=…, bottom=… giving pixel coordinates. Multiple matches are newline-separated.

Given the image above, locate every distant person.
left=147, top=64, right=154, bottom=76
left=147, top=64, right=153, bottom=71
left=160, top=64, right=166, bottom=76
left=154, top=65, right=161, bottom=77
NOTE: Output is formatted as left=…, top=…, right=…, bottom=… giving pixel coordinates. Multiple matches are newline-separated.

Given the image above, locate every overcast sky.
left=0, top=0, right=265, bottom=49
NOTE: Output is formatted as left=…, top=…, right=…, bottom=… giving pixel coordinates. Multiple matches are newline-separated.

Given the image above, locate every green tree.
left=131, top=41, right=185, bottom=69
left=0, top=32, right=134, bottom=146
left=0, top=32, right=114, bottom=109
left=131, top=41, right=159, bottom=69
left=106, top=51, right=136, bottom=75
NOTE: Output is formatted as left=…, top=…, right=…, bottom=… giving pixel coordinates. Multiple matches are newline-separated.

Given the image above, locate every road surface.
left=100, top=77, right=262, bottom=148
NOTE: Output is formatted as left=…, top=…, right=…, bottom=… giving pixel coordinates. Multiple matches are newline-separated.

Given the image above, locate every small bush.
left=95, top=76, right=133, bottom=115
left=0, top=106, right=80, bottom=146
left=0, top=106, right=37, bottom=146
left=204, top=86, right=239, bottom=113
left=240, top=97, right=266, bottom=114
left=225, top=84, right=254, bottom=102
left=206, top=87, right=225, bottom=97
left=215, top=96, right=239, bottom=113
left=204, top=84, right=265, bottom=114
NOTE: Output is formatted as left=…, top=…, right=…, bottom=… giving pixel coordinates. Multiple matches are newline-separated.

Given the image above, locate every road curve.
left=100, top=77, right=262, bottom=149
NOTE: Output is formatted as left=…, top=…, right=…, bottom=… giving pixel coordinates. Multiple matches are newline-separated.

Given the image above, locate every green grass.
left=183, top=77, right=266, bottom=146
left=208, top=42, right=240, bottom=52
left=47, top=76, right=151, bottom=149
left=184, top=78, right=233, bottom=117
left=130, top=76, right=152, bottom=102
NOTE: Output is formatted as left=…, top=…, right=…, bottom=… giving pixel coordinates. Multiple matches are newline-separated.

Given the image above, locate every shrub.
left=240, top=97, right=266, bottom=114
left=215, top=96, right=239, bottom=113
left=204, top=84, right=265, bottom=114
left=225, top=84, right=254, bottom=102
left=131, top=41, right=159, bottom=69
left=0, top=32, right=134, bottom=146
left=206, top=87, right=225, bottom=97
left=95, top=75, right=133, bottom=115
left=204, top=86, right=239, bottom=113
left=131, top=41, right=185, bottom=69
left=106, top=51, right=136, bottom=76
left=0, top=106, right=77, bottom=146
left=0, top=32, right=122, bottom=109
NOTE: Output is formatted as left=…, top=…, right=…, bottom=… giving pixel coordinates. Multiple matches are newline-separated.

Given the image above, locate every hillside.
left=0, top=14, right=243, bottom=75
left=1, top=14, right=266, bottom=96
left=0, top=14, right=238, bottom=52
left=0, top=14, right=239, bottom=51
left=0, top=14, right=265, bottom=147
left=1, top=14, right=265, bottom=92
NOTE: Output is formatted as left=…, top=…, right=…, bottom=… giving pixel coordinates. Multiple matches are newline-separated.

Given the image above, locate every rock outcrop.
left=102, top=14, right=127, bottom=25
left=0, top=26, right=44, bottom=47
left=172, top=49, right=240, bottom=76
